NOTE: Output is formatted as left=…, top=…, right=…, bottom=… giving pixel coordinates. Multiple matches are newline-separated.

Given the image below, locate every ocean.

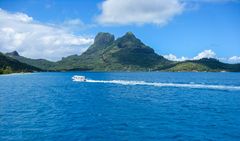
left=1, top=72, right=240, bottom=141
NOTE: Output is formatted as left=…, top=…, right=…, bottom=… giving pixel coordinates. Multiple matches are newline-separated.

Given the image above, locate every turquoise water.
left=1, top=72, right=240, bottom=141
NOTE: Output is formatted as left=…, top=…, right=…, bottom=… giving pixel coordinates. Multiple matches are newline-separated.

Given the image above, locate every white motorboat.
left=72, top=75, right=86, bottom=82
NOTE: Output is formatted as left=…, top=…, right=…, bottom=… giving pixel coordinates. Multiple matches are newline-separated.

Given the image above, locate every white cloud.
left=164, top=50, right=216, bottom=61
left=63, top=19, right=84, bottom=26
left=96, top=0, right=184, bottom=26
left=229, top=56, right=240, bottom=62
left=164, top=50, right=216, bottom=62
left=163, top=54, right=189, bottom=61
left=96, top=0, right=239, bottom=26
left=62, top=18, right=96, bottom=32
left=164, top=50, right=240, bottom=64
left=193, top=50, right=216, bottom=60
left=0, top=9, right=94, bottom=61
left=221, top=56, right=240, bottom=64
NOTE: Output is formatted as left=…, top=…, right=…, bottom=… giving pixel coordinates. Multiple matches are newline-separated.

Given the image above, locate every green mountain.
left=50, top=32, right=240, bottom=72
left=3, top=32, right=240, bottom=72
left=165, top=58, right=240, bottom=72
left=0, top=52, right=41, bottom=74
left=54, top=32, right=172, bottom=71
left=6, top=51, right=55, bottom=70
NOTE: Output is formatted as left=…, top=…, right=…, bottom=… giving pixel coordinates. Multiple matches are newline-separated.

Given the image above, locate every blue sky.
left=0, top=0, right=239, bottom=63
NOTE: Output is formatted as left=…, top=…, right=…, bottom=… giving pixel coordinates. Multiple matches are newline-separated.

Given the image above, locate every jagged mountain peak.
left=121, top=31, right=137, bottom=40
left=94, top=32, right=115, bottom=47
left=125, top=31, right=135, bottom=36
left=116, top=32, right=146, bottom=49
left=6, top=51, right=20, bottom=57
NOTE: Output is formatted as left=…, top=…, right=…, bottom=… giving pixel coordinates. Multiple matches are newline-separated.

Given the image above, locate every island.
left=1, top=32, right=240, bottom=74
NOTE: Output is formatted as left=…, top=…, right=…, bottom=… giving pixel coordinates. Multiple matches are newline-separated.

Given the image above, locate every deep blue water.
left=1, top=72, right=240, bottom=141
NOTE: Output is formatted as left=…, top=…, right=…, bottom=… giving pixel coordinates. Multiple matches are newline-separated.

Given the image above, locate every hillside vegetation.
left=0, top=52, right=41, bottom=74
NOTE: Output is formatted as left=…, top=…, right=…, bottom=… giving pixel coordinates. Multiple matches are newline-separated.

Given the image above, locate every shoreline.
left=0, top=72, right=33, bottom=76
left=1, top=70, right=239, bottom=76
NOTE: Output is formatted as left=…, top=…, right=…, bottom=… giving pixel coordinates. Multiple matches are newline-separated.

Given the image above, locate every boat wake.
left=74, top=79, right=240, bottom=91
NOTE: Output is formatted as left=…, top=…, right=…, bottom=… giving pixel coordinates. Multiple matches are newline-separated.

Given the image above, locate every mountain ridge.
left=6, top=51, right=55, bottom=70
left=52, top=32, right=172, bottom=71
left=0, top=52, right=41, bottom=74
left=4, top=32, right=240, bottom=72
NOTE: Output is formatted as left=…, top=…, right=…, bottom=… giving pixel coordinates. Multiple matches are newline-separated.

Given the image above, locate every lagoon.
left=1, top=72, right=240, bottom=141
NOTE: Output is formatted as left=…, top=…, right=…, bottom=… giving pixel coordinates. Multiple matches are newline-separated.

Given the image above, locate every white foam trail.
left=75, top=79, right=240, bottom=91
